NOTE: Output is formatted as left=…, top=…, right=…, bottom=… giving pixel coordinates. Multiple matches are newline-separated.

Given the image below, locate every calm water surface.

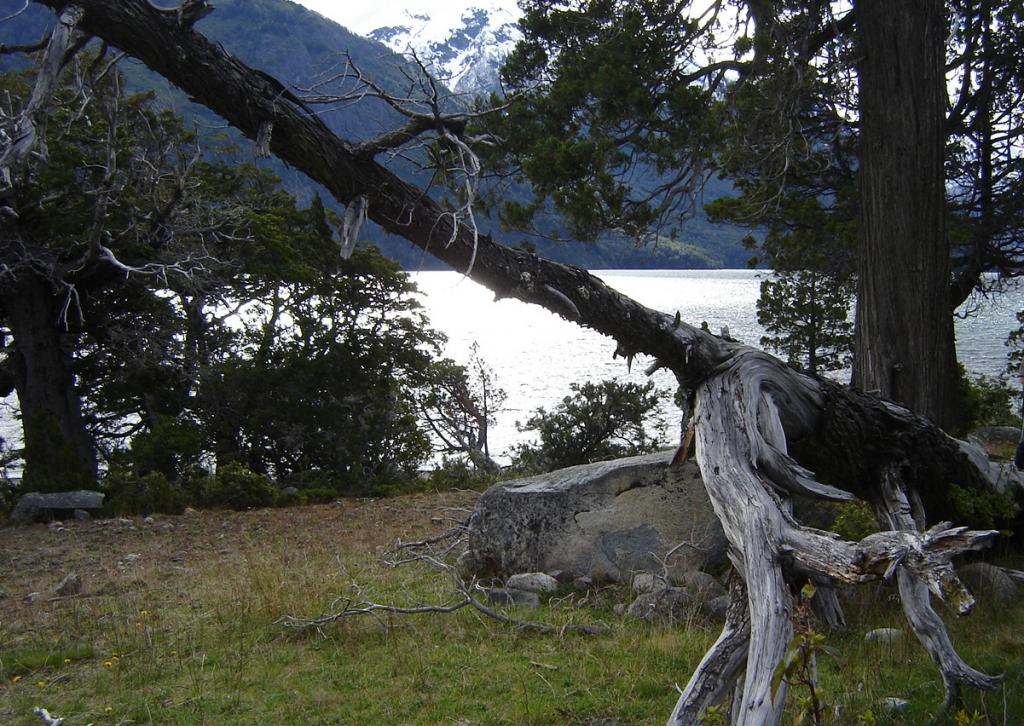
left=412, top=269, right=1024, bottom=460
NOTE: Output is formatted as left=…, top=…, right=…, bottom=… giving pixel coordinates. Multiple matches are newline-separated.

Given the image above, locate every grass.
left=1, top=494, right=1022, bottom=725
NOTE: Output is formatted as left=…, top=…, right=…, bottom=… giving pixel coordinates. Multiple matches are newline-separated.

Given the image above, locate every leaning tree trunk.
left=3, top=275, right=97, bottom=491
left=24, top=3, right=1006, bottom=723
left=853, top=0, right=960, bottom=430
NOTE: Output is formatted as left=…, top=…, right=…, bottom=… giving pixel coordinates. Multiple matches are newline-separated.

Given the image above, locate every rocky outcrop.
left=462, top=451, right=727, bottom=583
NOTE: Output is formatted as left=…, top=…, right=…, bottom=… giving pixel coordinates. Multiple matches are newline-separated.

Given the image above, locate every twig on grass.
left=279, top=526, right=608, bottom=637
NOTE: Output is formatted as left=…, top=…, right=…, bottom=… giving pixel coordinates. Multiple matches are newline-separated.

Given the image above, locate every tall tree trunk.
left=853, top=0, right=960, bottom=430
left=5, top=275, right=97, bottom=490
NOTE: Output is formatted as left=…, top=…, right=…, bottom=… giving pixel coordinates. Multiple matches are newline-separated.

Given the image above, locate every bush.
left=201, top=464, right=277, bottom=510
left=947, top=483, right=1017, bottom=530
left=509, top=380, right=667, bottom=473
left=831, top=500, right=880, bottom=541
left=424, top=456, right=499, bottom=492
left=956, top=367, right=1021, bottom=435
left=102, top=467, right=193, bottom=516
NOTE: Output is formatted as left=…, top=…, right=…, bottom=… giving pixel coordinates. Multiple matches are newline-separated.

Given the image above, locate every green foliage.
left=946, top=483, right=1017, bottom=530
left=423, top=456, right=500, bottom=492
left=771, top=583, right=839, bottom=725
left=102, top=467, right=193, bottom=516
left=956, top=368, right=1021, bottom=433
left=510, top=380, right=667, bottom=472
left=199, top=464, right=277, bottom=511
left=831, top=501, right=880, bottom=542
left=484, top=0, right=725, bottom=242
left=711, top=191, right=858, bottom=376
left=200, top=246, right=440, bottom=494
left=128, top=417, right=205, bottom=483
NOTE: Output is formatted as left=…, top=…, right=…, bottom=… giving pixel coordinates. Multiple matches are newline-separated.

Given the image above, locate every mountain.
left=360, top=1, right=521, bottom=96
left=1, top=1, right=752, bottom=269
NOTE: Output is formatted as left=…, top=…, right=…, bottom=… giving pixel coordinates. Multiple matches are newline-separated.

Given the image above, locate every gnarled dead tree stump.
left=17, top=3, right=1009, bottom=722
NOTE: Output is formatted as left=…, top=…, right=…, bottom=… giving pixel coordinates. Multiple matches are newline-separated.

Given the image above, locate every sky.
left=291, top=0, right=521, bottom=35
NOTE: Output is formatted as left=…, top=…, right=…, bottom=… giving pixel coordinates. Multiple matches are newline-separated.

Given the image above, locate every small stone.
left=864, top=628, right=904, bottom=645
left=879, top=697, right=910, bottom=712
left=48, top=520, right=64, bottom=530
left=143, top=516, right=155, bottom=525
left=484, top=588, right=540, bottom=608
left=573, top=576, right=594, bottom=592
left=676, top=570, right=727, bottom=600
left=24, top=591, right=41, bottom=604
left=73, top=509, right=91, bottom=521
left=183, top=507, right=198, bottom=516
left=631, top=572, right=666, bottom=594
left=121, top=553, right=141, bottom=564
left=55, top=573, right=82, bottom=597
left=506, top=572, right=559, bottom=594
left=627, top=587, right=694, bottom=622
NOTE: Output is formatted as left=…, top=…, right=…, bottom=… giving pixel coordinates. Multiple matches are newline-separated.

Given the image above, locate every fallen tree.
left=11, top=2, right=1008, bottom=722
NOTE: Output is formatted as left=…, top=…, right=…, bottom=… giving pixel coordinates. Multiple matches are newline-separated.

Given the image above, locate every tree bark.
left=853, top=0, right=960, bottom=430
left=4, top=275, right=97, bottom=490
left=25, top=2, right=1003, bottom=722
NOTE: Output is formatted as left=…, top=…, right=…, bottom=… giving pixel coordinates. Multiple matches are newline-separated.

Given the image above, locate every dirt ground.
left=0, top=490, right=480, bottom=611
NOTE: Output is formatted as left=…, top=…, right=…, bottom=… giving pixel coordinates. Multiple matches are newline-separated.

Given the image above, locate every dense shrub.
left=509, top=380, right=667, bottom=473
left=200, top=464, right=277, bottom=510
left=956, top=367, right=1021, bottom=435
left=102, top=467, right=193, bottom=516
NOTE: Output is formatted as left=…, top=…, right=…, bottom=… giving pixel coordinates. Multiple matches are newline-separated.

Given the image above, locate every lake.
left=412, top=269, right=1024, bottom=460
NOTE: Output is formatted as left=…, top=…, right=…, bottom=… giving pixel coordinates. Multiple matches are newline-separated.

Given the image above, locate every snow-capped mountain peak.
left=360, top=1, right=523, bottom=96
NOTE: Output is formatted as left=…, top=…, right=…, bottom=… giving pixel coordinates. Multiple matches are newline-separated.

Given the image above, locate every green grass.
left=1, top=501, right=1022, bottom=725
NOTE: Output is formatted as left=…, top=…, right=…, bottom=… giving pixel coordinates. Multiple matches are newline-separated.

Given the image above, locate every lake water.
left=412, top=269, right=1024, bottom=460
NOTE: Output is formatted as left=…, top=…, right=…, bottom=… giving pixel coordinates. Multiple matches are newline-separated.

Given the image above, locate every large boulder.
left=9, top=490, right=105, bottom=526
left=463, top=451, right=727, bottom=583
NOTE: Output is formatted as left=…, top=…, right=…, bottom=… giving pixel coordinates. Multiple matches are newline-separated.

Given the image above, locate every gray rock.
left=10, top=490, right=105, bottom=525
left=464, top=452, right=727, bottom=583
left=879, top=697, right=911, bottom=713
left=485, top=588, right=540, bottom=608
left=627, top=587, right=694, bottom=622
left=969, top=426, right=1020, bottom=449
left=676, top=571, right=727, bottom=601
left=143, top=516, right=155, bottom=525
left=24, top=591, right=41, bottom=604
left=54, top=573, right=82, bottom=597
left=865, top=628, right=904, bottom=645
left=73, top=509, right=91, bottom=521
left=612, top=603, right=627, bottom=616
left=702, top=594, right=730, bottom=621
left=573, top=576, right=594, bottom=592
left=959, top=562, right=1018, bottom=601
left=631, top=572, right=667, bottom=594
left=506, top=572, right=560, bottom=594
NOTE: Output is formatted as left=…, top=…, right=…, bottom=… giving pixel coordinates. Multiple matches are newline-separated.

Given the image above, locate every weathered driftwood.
left=18, top=3, right=1007, bottom=723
